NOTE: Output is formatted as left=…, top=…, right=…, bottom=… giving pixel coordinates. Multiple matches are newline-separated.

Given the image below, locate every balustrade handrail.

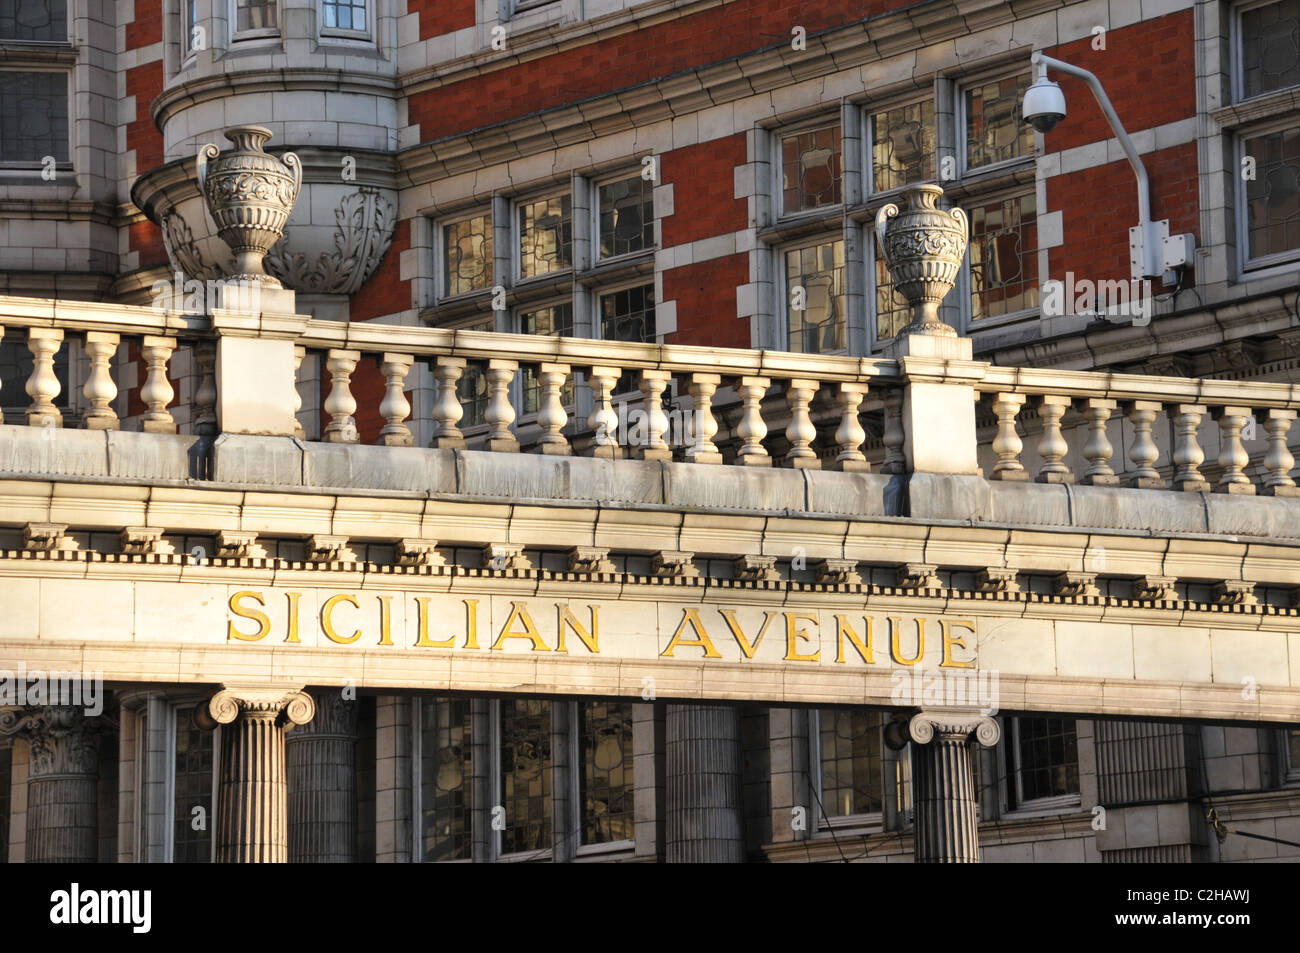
left=977, top=366, right=1300, bottom=409
left=0, top=295, right=209, bottom=337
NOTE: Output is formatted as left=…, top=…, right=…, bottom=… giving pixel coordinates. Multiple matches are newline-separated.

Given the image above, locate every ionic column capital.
left=200, top=685, right=315, bottom=729
left=888, top=709, right=1000, bottom=749
left=0, top=705, right=103, bottom=778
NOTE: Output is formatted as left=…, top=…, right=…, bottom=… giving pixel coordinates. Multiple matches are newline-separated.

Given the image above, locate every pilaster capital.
left=287, top=689, right=357, bottom=739
left=887, top=709, right=1000, bottom=749
left=0, top=706, right=102, bottom=778
left=200, top=685, right=315, bottom=729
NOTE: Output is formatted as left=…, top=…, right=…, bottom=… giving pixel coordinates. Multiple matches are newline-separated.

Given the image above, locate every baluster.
left=432, top=356, right=467, bottom=449
left=1171, top=403, right=1209, bottom=491
left=686, top=372, right=722, bottom=464
left=784, top=378, right=820, bottom=469
left=485, top=358, right=519, bottom=452
left=1035, top=394, right=1072, bottom=483
left=82, top=331, right=120, bottom=431
left=1213, top=405, right=1255, bottom=494
left=140, top=335, right=177, bottom=434
left=736, top=376, right=771, bottom=466
left=378, top=352, right=415, bottom=447
left=1261, top=409, right=1298, bottom=496
left=1078, top=397, right=1118, bottom=485
left=586, top=365, right=621, bottom=459
left=537, top=363, right=571, bottom=456
left=194, top=341, right=218, bottom=436
left=323, top=348, right=360, bottom=443
left=880, top=388, right=905, bottom=474
left=291, top=345, right=305, bottom=439
left=25, top=328, right=63, bottom=427
left=988, top=392, right=1027, bottom=481
left=636, top=370, right=671, bottom=461
left=833, top=382, right=869, bottom=472
left=1125, top=399, right=1164, bottom=488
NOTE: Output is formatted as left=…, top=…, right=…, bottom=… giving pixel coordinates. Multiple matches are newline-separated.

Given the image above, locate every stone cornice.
left=1210, top=87, right=1300, bottom=129
left=150, top=68, right=399, bottom=130
left=0, top=199, right=114, bottom=225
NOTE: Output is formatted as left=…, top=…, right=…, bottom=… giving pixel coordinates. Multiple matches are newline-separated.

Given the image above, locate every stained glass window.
left=500, top=698, right=552, bottom=855
left=0, top=0, right=64, bottom=41
left=819, top=709, right=883, bottom=818
left=579, top=702, right=634, bottom=845
left=421, top=698, right=473, bottom=862
left=781, top=124, right=842, bottom=213
left=173, top=706, right=213, bottom=863
left=322, top=0, right=366, bottom=32
left=0, top=71, right=67, bottom=162
left=1014, top=717, right=1079, bottom=804
left=1243, top=124, right=1300, bottom=261
left=518, top=194, right=572, bottom=279
left=871, top=100, right=934, bottom=193
left=1241, top=0, right=1300, bottom=99
left=235, top=0, right=276, bottom=32
left=520, top=302, right=574, bottom=415
left=442, top=213, right=494, bottom=297
left=964, top=73, right=1033, bottom=170
left=874, top=246, right=911, bottom=342
left=969, top=192, right=1038, bottom=320
left=598, top=175, right=654, bottom=259
left=785, top=239, right=845, bottom=354
left=600, top=284, right=655, bottom=393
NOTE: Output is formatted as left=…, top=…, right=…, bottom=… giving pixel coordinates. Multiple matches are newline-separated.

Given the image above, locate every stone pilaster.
left=1, top=706, right=102, bottom=863
left=665, top=703, right=745, bottom=863
left=888, top=709, right=999, bottom=863
left=200, top=685, right=315, bottom=863
left=286, top=690, right=358, bottom=863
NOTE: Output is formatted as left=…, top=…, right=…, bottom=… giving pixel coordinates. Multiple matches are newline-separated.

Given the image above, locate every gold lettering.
left=464, top=599, right=480, bottom=649
left=556, top=605, right=599, bottom=654
left=833, top=615, right=874, bottom=664
left=414, top=596, right=455, bottom=648
left=940, top=619, right=976, bottom=669
left=661, top=608, right=722, bottom=658
left=719, top=609, right=778, bottom=659
left=284, top=591, right=303, bottom=643
left=377, top=595, right=394, bottom=646
left=491, top=601, right=549, bottom=652
left=321, top=593, right=362, bottom=645
left=889, top=616, right=925, bottom=666
left=784, top=612, right=820, bottom=662
left=227, top=590, right=270, bottom=642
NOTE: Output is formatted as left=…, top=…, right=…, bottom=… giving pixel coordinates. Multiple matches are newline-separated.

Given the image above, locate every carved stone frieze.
left=264, top=188, right=396, bottom=295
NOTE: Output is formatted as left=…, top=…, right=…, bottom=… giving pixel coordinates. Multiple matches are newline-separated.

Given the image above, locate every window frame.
left=592, top=168, right=656, bottom=266
left=960, top=184, right=1041, bottom=332
left=808, top=708, right=886, bottom=835
left=437, top=207, right=497, bottom=304
left=411, top=696, right=475, bottom=864
left=777, top=233, right=850, bottom=357
left=864, top=96, right=938, bottom=199
left=229, top=0, right=281, bottom=42
left=1232, top=0, right=1300, bottom=104
left=955, top=68, right=1036, bottom=180
left=571, top=699, right=636, bottom=857
left=1234, top=114, right=1300, bottom=273
left=0, top=66, right=72, bottom=170
left=319, top=0, right=371, bottom=41
left=773, top=115, right=846, bottom=221
left=1000, top=716, right=1082, bottom=817
left=163, top=700, right=219, bottom=864
left=514, top=189, right=575, bottom=285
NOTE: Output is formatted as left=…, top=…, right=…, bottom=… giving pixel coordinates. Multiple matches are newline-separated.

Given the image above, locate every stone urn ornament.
left=874, top=184, right=969, bottom=337
left=196, top=125, right=303, bottom=287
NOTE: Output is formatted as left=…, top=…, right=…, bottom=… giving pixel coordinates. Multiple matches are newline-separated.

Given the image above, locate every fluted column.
left=888, top=709, right=999, bottom=863
left=1, top=706, right=101, bottom=862
left=664, top=703, right=744, bottom=862
left=286, top=690, right=358, bottom=863
left=200, top=685, right=315, bottom=863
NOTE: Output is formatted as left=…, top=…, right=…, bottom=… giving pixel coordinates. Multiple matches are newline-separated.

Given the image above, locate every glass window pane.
left=785, top=239, right=845, bottom=353
left=500, top=698, right=552, bottom=855
left=968, top=192, right=1039, bottom=321
left=520, top=302, right=575, bottom=415
left=871, top=100, right=935, bottom=192
left=599, top=284, right=655, bottom=393
left=579, top=701, right=634, bottom=845
left=0, top=0, right=66, bottom=41
left=819, top=709, right=883, bottom=818
left=518, top=194, right=572, bottom=278
left=1016, top=717, right=1079, bottom=803
left=236, top=0, right=276, bottom=32
left=965, top=73, right=1033, bottom=169
left=781, top=124, right=842, bottom=214
left=173, top=706, right=214, bottom=863
left=1243, top=124, right=1300, bottom=261
left=598, top=175, right=654, bottom=258
left=0, top=71, right=68, bottom=162
left=442, top=213, right=494, bottom=297
left=874, top=243, right=910, bottom=342
left=420, top=698, right=473, bottom=862
left=1241, top=0, right=1300, bottom=99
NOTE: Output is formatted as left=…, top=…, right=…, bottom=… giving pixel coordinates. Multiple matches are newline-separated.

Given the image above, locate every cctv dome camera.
left=1022, top=76, right=1067, bottom=134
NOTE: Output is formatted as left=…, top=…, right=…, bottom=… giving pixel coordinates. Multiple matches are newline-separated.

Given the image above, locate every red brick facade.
left=350, top=219, right=411, bottom=321
left=660, top=136, right=748, bottom=250
left=663, top=254, right=750, bottom=348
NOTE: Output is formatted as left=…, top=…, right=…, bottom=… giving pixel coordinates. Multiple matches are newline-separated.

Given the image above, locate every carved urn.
left=196, top=125, right=303, bottom=287
left=874, top=184, right=969, bottom=337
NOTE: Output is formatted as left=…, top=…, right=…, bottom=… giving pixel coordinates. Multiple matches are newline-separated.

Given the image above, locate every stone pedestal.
left=664, top=704, right=744, bottom=863
left=889, top=709, right=999, bottom=863
left=887, top=334, right=986, bottom=476
left=1, top=706, right=101, bottom=863
left=286, top=690, right=358, bottom=863
left=201, top=685, right=314, bottom=863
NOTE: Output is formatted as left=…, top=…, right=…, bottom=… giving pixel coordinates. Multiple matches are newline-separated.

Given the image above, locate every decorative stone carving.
left=161, top=208, right=231, bottom=281
left=1054, top=571, right=1100, bottom=598
left=1135, top=575, right=1178, bottom=601
left=264, top=188, right=396, bottom=295
left=396, top=538, right=447, bottom=567
left=482, top=543, right=531, bottom=572
left=568, top=547, right=615, bottom=574
left=874, top=184, right=969, bottom=338
left=24, top=522, right=77, bottom=552
left=1213, top=580, right=1257, bottom=606
left=307, top=534, right=357, bottom=563
left=734, top=554, right=780, bottom=582
left=653, top=550, right=699, bottom=578
left=816, top=558, right=861, bottom=586
left=0, top=706, right=102, bottom=778
left=897, top=563, right=941, bottom=590
left=976, top=567, right=1020, bottom=593
left=217, top=530, right=267, bottom=559
left=120, top=526, right=175, bottom=556
left=196, top=126, right=303, bottom=287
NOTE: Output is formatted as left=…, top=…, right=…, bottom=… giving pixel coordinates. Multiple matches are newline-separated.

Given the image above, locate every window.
left=181, top=0, right=198, bottom=55
left=442, top=212, right=494, bottom=298
left=518, top=194, right=572, bottom=279
left=784, top=239, right=846, bottom=354
left=962, top=73, right=1034, bottom=171
left=0, top=0, right=65, bottom=40
left=578, top=701, right=634, bottom=846
left=780, top=123, right=842, bottom=215
left=233, top=0, right=277, bottom=36
left=969, top=193, right=1039, bottom=321
left=0, top=71, right=67, bottom=163
left=519, top=302, right=574, bottom=414
left=1241, top=122, right=1300, bottom=264
left=321, top=0, right=367, bottom=35
left=1007, top=716, right=1079, bottom=811
left=870, top=100, right=935, bottom=193
left=499, top=698, right=552, bottom=857
left=597, top=174, right=654, bottom=259
left=816, top=709, right=883, bottom=821
left=418, top=698, right=473, bottom=862
left=172, top=705, right=215, bottom=863
left=1240, top=0, right=1300, bottom=99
